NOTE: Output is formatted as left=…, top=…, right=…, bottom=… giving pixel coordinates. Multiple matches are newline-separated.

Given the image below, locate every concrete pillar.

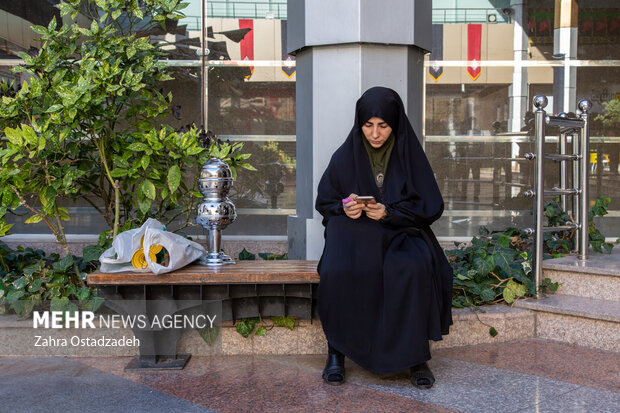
left=553, top=0, right=578, bottom=113
left=286, top=0, right=432, bottom=259
left=508, top=0, right=528, bottom=132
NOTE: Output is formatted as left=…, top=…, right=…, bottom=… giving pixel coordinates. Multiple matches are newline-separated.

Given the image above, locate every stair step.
left=514, top=295, right=620, bottom=352
left=543, top=253, right=620, bottom=302
left=514, top=295, right=620, bottom=323
left=543, top=251, right=620, bottom=277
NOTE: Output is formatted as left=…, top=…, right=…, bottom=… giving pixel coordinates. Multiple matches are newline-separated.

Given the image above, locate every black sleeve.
left=315, top=156, right=345, bottom=226
left=381, top=195, right=444, bottom=228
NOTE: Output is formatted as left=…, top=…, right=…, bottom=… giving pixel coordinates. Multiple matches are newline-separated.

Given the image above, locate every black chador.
left=315, top=87, right=453, bottom=373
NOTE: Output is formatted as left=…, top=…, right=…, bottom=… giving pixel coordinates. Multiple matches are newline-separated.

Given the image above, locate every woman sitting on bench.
left=315, top=86, right=453, bottom=388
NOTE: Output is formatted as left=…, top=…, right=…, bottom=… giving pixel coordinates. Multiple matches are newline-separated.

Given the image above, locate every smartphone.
left=356, top=196, right=376, bottom=205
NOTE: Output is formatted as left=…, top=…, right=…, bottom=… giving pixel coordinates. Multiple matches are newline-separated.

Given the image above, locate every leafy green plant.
left=446, top=227, right=532, bottom=308
left=447, top=196, right=616, bottom=308
left=539, top=277, right=560, bottom=295
left=272, top=316, right=296, bottom=330
left=0, top=0, right=254, bottom=254
left=238, top=248, right=287, bottom=261
left=235, top=317, right=259, bottom=338
left=595, top=99, right=620, bottom=131
left=0, top=241, right=103, bottom=317
left=589, top=197, right=615, bottom=253
left=234, top=316, right=297, bottom=338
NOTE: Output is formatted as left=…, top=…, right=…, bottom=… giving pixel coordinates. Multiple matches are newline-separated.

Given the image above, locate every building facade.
left=1, top=0, right=619, bottom=244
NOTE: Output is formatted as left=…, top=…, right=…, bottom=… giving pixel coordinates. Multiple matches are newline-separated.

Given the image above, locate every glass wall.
left=1, top=0, right=619, bottom=239
left=425, top=0, right=620, bottom=237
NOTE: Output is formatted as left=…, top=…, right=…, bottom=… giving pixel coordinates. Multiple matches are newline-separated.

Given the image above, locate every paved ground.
left=1, top=338, right=618, bottom=413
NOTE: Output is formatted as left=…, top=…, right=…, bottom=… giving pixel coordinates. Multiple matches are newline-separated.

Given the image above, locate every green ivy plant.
left=0, top=241, right=103, bottom=317
left=235, top=316, right=297, bottom=338
left=447, top=196, right=616, bottom=308
left=446, top=227, right=533, bottom=308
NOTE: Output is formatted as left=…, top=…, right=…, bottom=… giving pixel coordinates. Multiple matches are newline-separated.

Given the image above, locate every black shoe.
left=410, top=362, right=435, bottom=389
left=322, top=345, right=345, bottom=385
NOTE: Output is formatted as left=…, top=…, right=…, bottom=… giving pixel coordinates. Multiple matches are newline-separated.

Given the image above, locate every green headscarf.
left=362, top=133, right=395, bottom=189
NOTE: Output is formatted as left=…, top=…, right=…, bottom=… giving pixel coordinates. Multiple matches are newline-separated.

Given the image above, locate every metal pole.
left=558, top=113, right=568, bottom=212
left=578, top=100, right=592, bottom=260
left=533, top=95, right=548, bottom=298
left=208, top=228, right=221, bottom=254
left=572, top=128, right=580, bottom=252
left=201, top=0, right=208, bottom=129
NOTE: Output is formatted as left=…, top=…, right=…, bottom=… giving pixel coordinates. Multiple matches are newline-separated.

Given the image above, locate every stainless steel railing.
left=523, top=95, right=592, bottom=297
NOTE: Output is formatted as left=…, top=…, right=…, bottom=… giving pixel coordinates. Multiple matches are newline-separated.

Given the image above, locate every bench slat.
left=87, top=260, right=320, bottom=285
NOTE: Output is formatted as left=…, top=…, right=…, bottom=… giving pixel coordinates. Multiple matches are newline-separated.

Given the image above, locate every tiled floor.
left=1, top=338, right=618, bottom=413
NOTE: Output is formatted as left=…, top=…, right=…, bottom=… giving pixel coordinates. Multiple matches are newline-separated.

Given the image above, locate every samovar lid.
left=199, top=157, right=233, bottom=179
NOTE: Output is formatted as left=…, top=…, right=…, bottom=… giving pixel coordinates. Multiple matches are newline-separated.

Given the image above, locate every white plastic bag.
left=99, top=218, right=205, bottom=274
left=142, top=228, right=205, bottom=274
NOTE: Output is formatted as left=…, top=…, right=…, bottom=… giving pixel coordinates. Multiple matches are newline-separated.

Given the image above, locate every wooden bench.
left=87, top=260, right=320, bottom=370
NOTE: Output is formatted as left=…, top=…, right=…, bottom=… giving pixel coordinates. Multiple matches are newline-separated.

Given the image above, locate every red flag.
left=239, top=19, right=254, bottom=78
left=467, top=24, right=482, bottom=81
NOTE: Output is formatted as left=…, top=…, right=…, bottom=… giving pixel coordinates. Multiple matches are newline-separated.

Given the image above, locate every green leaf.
left=24, top=215, right=43, bottom=224
left=21, top=125, right=38, bottom=145
left=167, top=165, right=181, bottom=193
left=58, top=2, right=72, bottom=17
left=30, top=25, right=48, bottom=35
left=82, top=245, right=104, bottom=262
left=492, top=247, right=514, bottom=275
left=259, top=252, right=288, bottom=260
left=126, top=45, right=136, bottom=59
left=40, top=186, right=57, bottom=209
left=272, top=316, right=295, bottom=330
left=127, top=142, right=149, bottom=152
left=6, top=290, right=25, bottom=301
left=13, top=276, right=29, bottom=290
left=473, top=256, right=494, bottom=277
left=480, top=288, right=496, bottom=302
left=140, top=155, right=150, bottom=170
left=489, top=327, right=498, bottom=337
left=254, top=325, right=267, bottom=336
left=503, top=280, right=527, bottom=304
left=110, top=168, right=129, bottom=178
left=4, top=127, right=23, bottom=145
left=28, top=279, right=43, bottom=293
left=137, top=195, right=151, bottom=214
left=50, top=296, right=69, bottom=312
left=238, top=248, right=255, bottom=260
left=497, top=234, right=511, bottom=248
left=52, top=255, right=74, bottom=272
left=235, top=318, right=257, bottom=338
left=81, top=297, right=105, bottom=312
left=141, top=179, right=156, bottom=200
left=76, top=287, right=91, bottom=301
left=46, top=104, right=63, bottom=113
left=197, top=325, right=220, bottom=344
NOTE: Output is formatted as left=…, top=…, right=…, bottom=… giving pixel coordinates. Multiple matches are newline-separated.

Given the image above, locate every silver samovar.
left=196, top=158, right=237, bottom=265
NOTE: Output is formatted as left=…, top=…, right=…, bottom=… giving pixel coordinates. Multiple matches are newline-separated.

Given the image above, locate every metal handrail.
left=524, top=95, right=592, bottom=297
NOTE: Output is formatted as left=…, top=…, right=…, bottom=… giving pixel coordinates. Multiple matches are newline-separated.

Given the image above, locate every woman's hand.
left=343, top=193, right=363, bottom=219
left=364, top=202, right=387, bottom=221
